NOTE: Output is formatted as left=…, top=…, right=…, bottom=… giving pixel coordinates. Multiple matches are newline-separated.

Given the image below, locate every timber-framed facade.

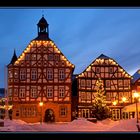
left=7, top=16, right=75, bottom=123
left=76, top=54, right=132, bottom=120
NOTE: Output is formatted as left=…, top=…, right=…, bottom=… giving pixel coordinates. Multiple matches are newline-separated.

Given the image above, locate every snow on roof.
left=132, top=69, right=140, bottom=83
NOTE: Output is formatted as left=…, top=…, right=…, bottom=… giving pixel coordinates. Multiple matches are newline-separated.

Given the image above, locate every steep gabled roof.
left=131, top=69, right=140, bottom=83
left=97, top=54, right=111, bottom=59
left=8, top=49, right=17, bottom=66
left=37, top=16, right=48, bottom=26
left=77, top=53, right=131, bottom=78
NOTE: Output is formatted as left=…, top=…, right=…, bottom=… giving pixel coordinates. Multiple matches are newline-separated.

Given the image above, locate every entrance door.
left=112, top=109, right=120, bottom=120
left=82, top=109, right=90, bottom=118
left=44, top=109, right=55, bottom=122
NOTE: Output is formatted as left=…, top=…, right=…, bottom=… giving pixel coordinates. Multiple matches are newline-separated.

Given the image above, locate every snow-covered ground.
left=0, top=118, right=139, bottom=132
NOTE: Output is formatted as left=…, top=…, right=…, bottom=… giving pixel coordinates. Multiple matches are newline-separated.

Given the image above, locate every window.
left=20, top=69, right=26, bottom=80
left=80, top=92, right=86, bottom=101
left=119, top=92, right=123, bottom=100
left=8, top=70, right=13, bottom=78
left=14, top=71, right=18, bottom=78
left=21, top=106, right=37, bottom=117
left=19, top=88, right=25, bottom=98
left=81, top=79, right=85, bottom=87
left=87, top=92, right=91, bottom=101
left=48, top=54, right=53, bottom=60
left=14, top=88, right=18, bottom=96
left=31, top=69, right=37, bottom=80
left=59, top=87, right=65, bottom=98
left=47, top=69, right=53, bottom=80
left=60, top=107, right=67, bottom=117
left=59, top=69, right=65, bottom=80
left=16, top=110, right=19, bottom=117
left=25, top=54, right=30, bottom=60
left=124, top=80, right=129, bottom=87
left=8, top=88, right=12, bottom=96
left=109, top=67, right=114, bottom=74
left=86, top=80, right=91, bottom=87
left=47, top=87, right=53, bottom=98
left=106, top=80, right=111, bottom=88
left=106, top=92, right=111, bottom=101
left=31, top=87, right=37, bottom=98
left=118, top=80, right=123, bottom=87
left=54, top=54, right=60, bottom=61
left=96, top=67, right=100, bottom=73
left=31, top=54, right=36, bottom=60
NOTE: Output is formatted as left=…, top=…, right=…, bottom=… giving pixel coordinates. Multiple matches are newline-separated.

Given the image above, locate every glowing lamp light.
left=122, top=97, right=126, bottom=102
left=133, top=92, right=139, bottom=98
left=112, top=101, right=117, bottom=106
left=39, top=102, right=43, bottom=107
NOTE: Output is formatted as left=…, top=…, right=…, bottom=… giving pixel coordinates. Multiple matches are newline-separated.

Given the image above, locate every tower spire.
left=36, top=15, right=50, bottom=40
left=10, top=49, right=17, bottom=65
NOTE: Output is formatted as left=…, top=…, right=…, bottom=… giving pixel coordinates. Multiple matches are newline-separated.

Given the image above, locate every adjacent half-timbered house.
left=76, top=54, right=132, bottom=120
left=7, top=16, right=75, bottom=123
left=131, top=70, right=140, bottom=93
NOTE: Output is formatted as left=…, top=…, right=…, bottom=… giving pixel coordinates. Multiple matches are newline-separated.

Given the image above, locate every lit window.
left=20, top=69, right=26, bottom=80
left=14, top=71, right=18, bottom=78
left=96, top=67, right=100, bottom=73
left=47, top=87, right=53, bottom=98
left=8, top=71, right=13, bottom=78
left=31, top=69, right=37, bottom=80
left=47, top=69, right=53, bottom=80
left=59, top=87, right=65, bottom=98
left=19, top=88, right=25, bottom=98
left=60, top=107, right=67, bottom=117
left=59, top=69, right=65, bottom=80
left=31, top=87, right=37, bottom=98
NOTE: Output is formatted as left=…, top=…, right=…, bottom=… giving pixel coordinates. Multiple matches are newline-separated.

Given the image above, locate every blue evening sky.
left=0, top=8, right=140, bottom=87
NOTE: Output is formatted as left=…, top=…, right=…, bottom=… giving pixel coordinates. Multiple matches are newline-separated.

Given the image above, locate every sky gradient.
left=1, top=8, right=140, bottom=87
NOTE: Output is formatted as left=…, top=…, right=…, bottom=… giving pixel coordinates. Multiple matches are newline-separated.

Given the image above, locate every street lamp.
left=122, top=97, right=126, bottom=119
left=112, top=101, right=117, bottom=106
left=133, top=92, right=139, bottom=123
left=122, top=97, right=126, bottom=107
left=39, top=101, right=43, bottom=124
left=112, top=101, right=117, bottom=120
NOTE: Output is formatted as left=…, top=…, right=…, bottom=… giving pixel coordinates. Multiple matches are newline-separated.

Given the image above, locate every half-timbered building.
left=76, top=54, right=132, bottom=120
left=131, top=69, right=140, bottom=93
left=7, top=16, right=75, bottom=123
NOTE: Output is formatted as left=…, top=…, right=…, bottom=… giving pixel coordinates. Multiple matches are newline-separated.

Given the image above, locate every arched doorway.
left=44, top=109, right=55, bottom=122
